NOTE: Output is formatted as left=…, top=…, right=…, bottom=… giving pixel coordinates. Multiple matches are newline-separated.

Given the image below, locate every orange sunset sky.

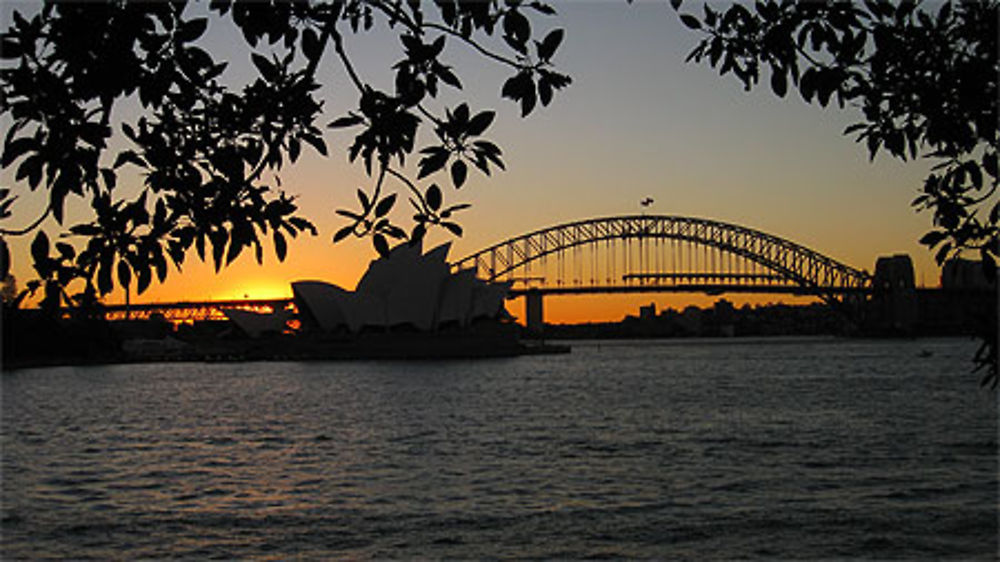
left=1, top=2, right=947, bottom=324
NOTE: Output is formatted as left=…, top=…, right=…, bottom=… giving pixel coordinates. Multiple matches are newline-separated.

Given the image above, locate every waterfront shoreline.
left=1, top=336, right=570, bottom=371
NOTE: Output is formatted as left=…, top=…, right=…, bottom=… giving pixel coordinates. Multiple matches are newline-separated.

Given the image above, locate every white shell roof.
left=290, top=242, right=508, bottom=333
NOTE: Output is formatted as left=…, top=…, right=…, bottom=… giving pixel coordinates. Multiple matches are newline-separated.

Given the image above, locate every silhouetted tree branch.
left=0, top=201, right=51, bottom=237
left=0, top=1, right=570, bottom=311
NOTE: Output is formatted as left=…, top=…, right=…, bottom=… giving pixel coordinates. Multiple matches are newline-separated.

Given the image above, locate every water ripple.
left=2, top=338, right=995, bottom=559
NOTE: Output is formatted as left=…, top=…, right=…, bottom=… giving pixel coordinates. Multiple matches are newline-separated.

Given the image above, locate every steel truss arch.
left=452, top=215, right=871, bottom=300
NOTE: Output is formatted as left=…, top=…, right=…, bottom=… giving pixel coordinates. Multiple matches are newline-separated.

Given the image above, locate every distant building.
left=678, top=305, right=703, bottom=335
left=713, top=299, right=735, bottom=322
left=942, top=258, right=995, bottom=290
left=221, top=307, right=293, bottom=338
left=713, top=299, right=735, bottom=337
left=121, top=336, right=191, bottom=358
left=638, top=302, right=657, bottom=320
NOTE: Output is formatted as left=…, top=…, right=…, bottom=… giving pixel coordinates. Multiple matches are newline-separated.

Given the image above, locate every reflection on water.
left=2, top=337, right=996, bottom=559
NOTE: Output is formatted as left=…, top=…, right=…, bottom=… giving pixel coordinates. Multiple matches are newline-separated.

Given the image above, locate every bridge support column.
left=525, top=289, right=544, bottom=336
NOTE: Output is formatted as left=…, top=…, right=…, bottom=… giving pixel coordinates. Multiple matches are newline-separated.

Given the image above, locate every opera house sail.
left=222, top=241, right=511, bottom=338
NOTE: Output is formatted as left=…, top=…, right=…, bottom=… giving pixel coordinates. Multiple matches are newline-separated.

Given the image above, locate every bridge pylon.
left=525, top=289, right=544, bottom=336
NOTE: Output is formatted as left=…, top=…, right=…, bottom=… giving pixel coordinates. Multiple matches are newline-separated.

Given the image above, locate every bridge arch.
left=453, top=215, right=871, bottom=302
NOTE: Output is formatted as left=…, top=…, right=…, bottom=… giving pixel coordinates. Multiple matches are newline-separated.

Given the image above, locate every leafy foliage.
left=674, top=0, right=997, bottom=266
left=674, top=0, right=998, bottom=384
left=320, top=0, right=570, bottom=254
left=0, top=1, right=570, bottom=308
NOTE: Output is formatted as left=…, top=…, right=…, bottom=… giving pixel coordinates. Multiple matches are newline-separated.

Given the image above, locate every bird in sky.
left=640, top=197, right=654, bottom=207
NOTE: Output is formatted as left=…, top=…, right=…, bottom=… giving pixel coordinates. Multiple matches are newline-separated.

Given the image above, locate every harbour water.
left=2, top=337, right=996, bottom=559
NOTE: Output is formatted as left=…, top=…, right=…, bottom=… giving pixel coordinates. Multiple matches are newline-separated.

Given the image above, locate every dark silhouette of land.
left=4, top=281, right=992, bottom=370
left=540, top=292, right=991, bottom=340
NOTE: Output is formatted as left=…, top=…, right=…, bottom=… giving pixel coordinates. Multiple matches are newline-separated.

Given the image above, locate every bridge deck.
left=508, top=284, right=871, bottom=297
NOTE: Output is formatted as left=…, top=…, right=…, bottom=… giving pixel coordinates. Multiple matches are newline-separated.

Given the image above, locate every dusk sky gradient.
left=2, top=1, right=943, bottom=323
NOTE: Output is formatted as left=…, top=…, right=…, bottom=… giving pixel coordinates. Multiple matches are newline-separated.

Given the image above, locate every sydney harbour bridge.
left=101, top=215, right=875, bottom=327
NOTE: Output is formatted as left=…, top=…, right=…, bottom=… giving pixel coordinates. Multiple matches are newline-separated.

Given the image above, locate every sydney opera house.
left=222, top=241, right=511, bottom=338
